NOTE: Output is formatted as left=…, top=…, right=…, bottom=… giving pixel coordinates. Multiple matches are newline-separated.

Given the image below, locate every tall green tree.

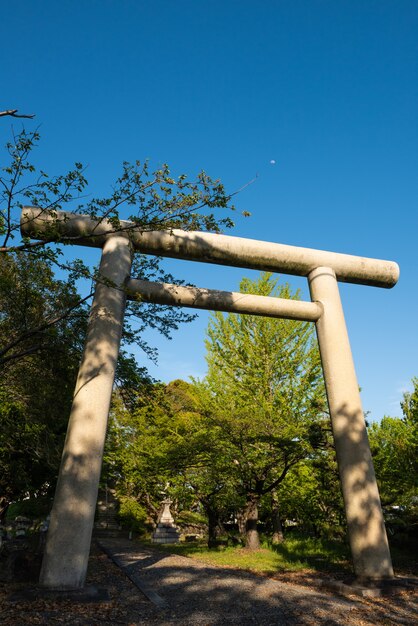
left=368, top=378, right=418, bottom=507
left=199, top=273, right=326, bottom=549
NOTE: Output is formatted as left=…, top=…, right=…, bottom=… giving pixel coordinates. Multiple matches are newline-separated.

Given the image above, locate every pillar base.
left=8, top=585, right=110, bottom=603
left=320, top=576, right=417, bottom=598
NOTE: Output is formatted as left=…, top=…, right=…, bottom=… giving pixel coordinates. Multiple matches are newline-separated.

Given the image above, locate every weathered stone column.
left=40, top=234, right=133, bottom=588
left=308, top=267, right=393, bottom=580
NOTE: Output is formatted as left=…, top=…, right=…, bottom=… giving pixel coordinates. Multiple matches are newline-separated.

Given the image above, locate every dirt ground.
left=0, top=541, right=417, bottom=625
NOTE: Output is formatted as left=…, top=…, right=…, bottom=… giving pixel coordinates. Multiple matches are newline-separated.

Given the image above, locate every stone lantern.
left=151, top=498, right=180, bottom=544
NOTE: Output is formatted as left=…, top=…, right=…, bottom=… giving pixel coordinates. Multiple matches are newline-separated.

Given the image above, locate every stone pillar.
left=308, top=266, right=393, bottom=580
left=40, top=234, right=133, bottom=588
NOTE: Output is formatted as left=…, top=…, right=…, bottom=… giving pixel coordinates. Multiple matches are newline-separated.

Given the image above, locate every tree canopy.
left=197, top=273, right=327, bottom=548
left=0, top=120, right=242, bottom=513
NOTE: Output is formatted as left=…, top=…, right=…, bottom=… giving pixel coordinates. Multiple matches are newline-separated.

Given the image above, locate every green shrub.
left=116, top=497, right=150, bottom=534
left=385, top=504, right=418, bottom=549
left=5, top=497, right=52, bottom=520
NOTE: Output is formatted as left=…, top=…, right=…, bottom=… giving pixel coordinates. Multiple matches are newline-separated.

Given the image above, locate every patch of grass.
left=145, top=533, right=418, bottom=578
left=145, top=534, right=352, bottom=576
left=153, top=543, right=302, bottom=573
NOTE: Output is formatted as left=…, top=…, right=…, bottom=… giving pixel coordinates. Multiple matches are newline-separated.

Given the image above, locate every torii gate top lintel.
left=21, top=207, right=399, bottom=289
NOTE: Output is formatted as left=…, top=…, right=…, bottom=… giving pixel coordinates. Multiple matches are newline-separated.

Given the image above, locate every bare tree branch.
left=0, top=240, right=52, bottom=253
left=0, top=109, right=35, bottom=119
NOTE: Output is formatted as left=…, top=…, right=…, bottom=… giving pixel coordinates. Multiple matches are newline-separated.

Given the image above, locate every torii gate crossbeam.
left=20, top=207, right=399, bottom=589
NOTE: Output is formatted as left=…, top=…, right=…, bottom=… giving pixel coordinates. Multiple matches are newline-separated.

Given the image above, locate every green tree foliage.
left=0, top=252, right=150, bottom=514
left=103, top=378, right=239, bottom=544
left=400, top=377, right=418, bottom=475
left=164, top=381, right=241, bottom=546
left=198, top=273, right=327, bottom=549
left=116, top=497, right=150, bottom=534
left=0, top=252, right=88, bottom=368
left=1, top=128, right=237, bottom=256
left=104, top=381, right=191, bottom=520
left=368, top=378, right=418, bottom=507
left=277, top=453, right=345, bottom=539
left=0, top=125, right=241, bottom=363
left=0, top=253, right=87, bottom=514
left=0, top=121, right=241, bottom=514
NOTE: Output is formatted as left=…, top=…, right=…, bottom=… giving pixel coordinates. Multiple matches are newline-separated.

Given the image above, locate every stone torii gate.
left=21, top=207, right=399, bottom=589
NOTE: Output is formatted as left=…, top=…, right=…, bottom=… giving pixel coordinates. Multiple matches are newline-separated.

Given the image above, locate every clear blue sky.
left=3, top=1, right=417, bottom=422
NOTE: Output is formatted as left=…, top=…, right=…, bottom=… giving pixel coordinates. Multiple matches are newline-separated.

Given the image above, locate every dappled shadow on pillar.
left=331, top=402, right=393, bottom=579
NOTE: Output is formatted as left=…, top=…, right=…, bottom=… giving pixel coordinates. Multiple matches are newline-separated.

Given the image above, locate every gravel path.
left=2, top=539, right=416, bottom=625
left=96, top=538, right=379, bottom=625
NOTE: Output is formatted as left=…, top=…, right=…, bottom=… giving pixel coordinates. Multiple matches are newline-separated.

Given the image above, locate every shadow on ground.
left=98, top=538, right=417, bottom=625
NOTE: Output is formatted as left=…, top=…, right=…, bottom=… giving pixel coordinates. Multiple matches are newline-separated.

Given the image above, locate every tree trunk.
left=141, top=492, right=160, bottom=523
left=206, top=505, right=223, bottom=548
left=0, top=497, right=9, bottom=521
left=271, top=491, right=284, bottom=544
left=245, top=496, right=260, bottom=550
left=236, top=509, right=246, bottom=536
